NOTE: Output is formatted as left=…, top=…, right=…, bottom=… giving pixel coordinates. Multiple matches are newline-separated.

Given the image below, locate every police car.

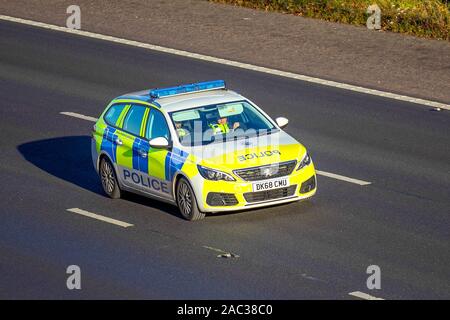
left=92, top=80, right=316, bottom=220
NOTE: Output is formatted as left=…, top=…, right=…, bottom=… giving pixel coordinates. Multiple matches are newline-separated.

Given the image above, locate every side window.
left=122, top=104, right=147, bottom=136
left=104, top=104, right=126, bottom=126
left=146, top=109, right=170, bottom=140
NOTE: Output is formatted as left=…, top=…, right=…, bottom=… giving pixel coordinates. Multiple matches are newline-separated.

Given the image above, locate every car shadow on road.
left=17, top=135, right=103, bottom=195
left=17, top=135, right=183, bottom=219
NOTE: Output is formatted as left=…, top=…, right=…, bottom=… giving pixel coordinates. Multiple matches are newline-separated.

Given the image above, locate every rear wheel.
left=176, top=177, right=205, bottom=221
left=99, top=157, right=121, bottom=199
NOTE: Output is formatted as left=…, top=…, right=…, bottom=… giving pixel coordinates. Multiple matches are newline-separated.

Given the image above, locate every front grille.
left=206, top=192, right=238, bottom=206
left=234, top=160, right=297, bottom=181
left=243, top=185, right=297, bottom=203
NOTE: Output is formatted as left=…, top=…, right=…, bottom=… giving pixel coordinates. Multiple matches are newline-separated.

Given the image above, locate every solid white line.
left=67, top=208, right=133, bottom=228
left=316, top=170, right=371, bottom=186
left=349, top=291, right=385, bottom=300
left=60, top=111, right=97, bottom=122
left=1, top=14, right=449, bottom=111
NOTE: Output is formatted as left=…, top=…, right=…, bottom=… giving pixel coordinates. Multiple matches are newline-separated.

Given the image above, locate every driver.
left=209, top=117, right=240, bottom=134
left=175, top=121, right=188, bottom=138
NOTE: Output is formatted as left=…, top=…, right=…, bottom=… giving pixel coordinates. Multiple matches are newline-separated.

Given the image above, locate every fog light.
left=300, top=176, right=316, bottom=194
left=206, top=192, right=238, bottom=206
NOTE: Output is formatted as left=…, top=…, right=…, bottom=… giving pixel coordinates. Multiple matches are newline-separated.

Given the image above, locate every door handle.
left=114, top=138, right=123, bottom=145
left=138, top=150, right=147, bottom=158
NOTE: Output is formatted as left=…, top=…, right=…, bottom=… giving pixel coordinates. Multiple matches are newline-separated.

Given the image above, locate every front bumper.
left=191, top=162, right=317, bottom=213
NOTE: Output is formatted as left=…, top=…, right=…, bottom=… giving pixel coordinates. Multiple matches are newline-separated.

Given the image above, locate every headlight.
left=296, top=152, right=312, bottom=171
left=197, top=165, right=235, bottom=181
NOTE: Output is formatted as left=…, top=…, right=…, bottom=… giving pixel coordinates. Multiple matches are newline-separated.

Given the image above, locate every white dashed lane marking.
left=1, top=14, right=449, bottom=111
left=60, top=111, right=97, bottom=122
left=67, top=208, right=134, bottom=228
left=316, top=170, right=371, bottom=186
left=349, top=291, right=385, bottom=300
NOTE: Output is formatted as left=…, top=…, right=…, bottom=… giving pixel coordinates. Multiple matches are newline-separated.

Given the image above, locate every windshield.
left=169, top=100, right=277, bottom=146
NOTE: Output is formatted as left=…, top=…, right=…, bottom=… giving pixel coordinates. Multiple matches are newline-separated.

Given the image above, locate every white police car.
left=92, top=80, right=316, bottom=220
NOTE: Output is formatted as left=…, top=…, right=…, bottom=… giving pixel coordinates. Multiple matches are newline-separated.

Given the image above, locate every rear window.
left=104, top=104, right=126, bottom=126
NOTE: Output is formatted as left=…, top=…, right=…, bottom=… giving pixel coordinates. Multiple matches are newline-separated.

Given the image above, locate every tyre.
left=176, top=177, right=205, bottom=221
left=99, top=157, right=121, bottom=199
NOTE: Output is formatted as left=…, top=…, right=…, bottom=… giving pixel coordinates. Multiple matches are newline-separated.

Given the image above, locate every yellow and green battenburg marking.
left=95, top=99, right=191, bottom=182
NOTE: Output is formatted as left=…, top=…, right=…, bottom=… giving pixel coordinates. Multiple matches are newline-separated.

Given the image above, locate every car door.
left=144, top=107, right=173, bottom=199
left=114, top=103, right=150, bottom=192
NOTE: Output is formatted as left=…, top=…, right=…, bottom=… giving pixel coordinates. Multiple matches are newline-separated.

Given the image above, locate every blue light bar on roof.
left=149, top=80, right=226, bottom=99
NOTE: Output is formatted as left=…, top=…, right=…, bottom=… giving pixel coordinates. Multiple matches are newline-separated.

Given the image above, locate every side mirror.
left=275, top=117, right=289, bottom=129
left=149, top=137, right=170, bottom=149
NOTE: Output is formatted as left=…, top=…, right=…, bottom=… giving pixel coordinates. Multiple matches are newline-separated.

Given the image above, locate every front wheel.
left=176, top=177, right=205, bottom=221
left=99, top=157, right=121, bottom=199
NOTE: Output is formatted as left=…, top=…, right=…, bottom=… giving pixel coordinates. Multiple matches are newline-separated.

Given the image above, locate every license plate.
left=252, top=178, right=289, bottom=192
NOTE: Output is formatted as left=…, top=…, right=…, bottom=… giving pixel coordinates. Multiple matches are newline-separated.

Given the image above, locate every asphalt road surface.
left=0, top=21, right=449, bottom=299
